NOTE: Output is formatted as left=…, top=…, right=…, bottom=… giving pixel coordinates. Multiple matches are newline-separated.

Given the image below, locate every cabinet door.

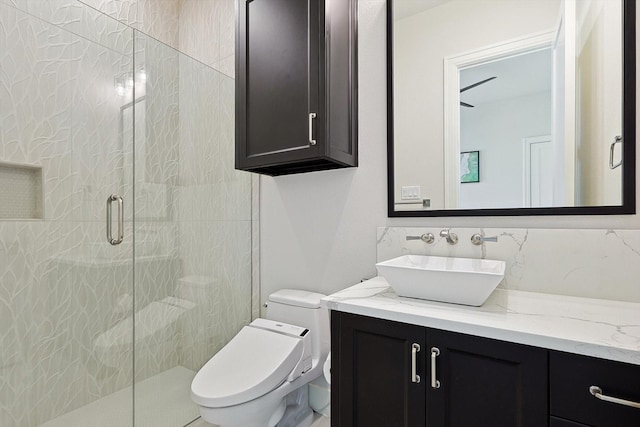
left=236, top=0, right=322, bottom=171
left=332, top=312, right=426, bottom=427
left=427, top=329, right=548, bottom=427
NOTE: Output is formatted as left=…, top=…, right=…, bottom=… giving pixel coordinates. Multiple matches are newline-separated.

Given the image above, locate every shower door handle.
left=106, top=194, right=124, bottom=245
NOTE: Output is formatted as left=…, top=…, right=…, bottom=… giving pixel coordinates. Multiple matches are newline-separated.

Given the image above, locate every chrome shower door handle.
left=106, top=194, right=124, bottom=245
left=609, top=135, right=623, bottom=169
left=411, top=343, right=421, bottom=383
left=308, top=113, right=317, bottom=146
left=431, top=347, right=441, bottom=389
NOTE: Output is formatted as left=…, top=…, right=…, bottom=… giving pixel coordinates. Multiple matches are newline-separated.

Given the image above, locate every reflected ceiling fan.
left=460, top=76, right=497, bottom=108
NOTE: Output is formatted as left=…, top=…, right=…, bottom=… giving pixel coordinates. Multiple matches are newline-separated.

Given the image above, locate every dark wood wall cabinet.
left=235, top=0, right=358, bottom=176
left=331, top=311, right=640, bottom=427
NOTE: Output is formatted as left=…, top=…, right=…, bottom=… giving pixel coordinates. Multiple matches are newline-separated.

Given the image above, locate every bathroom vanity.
left=324, top=278, right=640, bottom=427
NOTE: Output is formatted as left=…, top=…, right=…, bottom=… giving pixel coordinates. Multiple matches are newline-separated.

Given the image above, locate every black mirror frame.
left=387, top=0, right=636, bottom=217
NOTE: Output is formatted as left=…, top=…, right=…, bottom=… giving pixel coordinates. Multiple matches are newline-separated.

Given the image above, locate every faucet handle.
left=406, top=233, right=435, bottom=244
left=470, top=234, right=498, bottom=245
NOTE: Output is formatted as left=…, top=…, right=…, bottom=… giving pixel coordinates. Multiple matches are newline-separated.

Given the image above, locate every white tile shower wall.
left=175, top=48, right=252, bottom=372
left=377, top=227, right=640, bottom=303
left=78, top=0, right=236, bottom=76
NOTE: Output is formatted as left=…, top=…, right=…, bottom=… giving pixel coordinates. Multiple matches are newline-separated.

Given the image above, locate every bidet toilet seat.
left=191, top=323, right=305, bottom=408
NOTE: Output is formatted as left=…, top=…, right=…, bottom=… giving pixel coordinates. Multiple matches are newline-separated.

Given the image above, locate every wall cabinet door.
left=331, top=312, right=426, bottom=427
left=236, top=0, right=357, bottom=176
left=426, top=329, right=548, bottom=427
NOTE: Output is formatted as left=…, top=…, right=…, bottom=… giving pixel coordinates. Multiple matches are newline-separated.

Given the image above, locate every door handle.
left=609, top=135, right=622, bottom=169
left=431, top=347, right=441, bottom=389
left=411, top=343, right=421, bottom=383
left=106, top=194, right=124, bottom=245
left=308, top=113, right=317, bottom=146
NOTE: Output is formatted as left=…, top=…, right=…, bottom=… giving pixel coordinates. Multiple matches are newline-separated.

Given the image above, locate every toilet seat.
left=191, top=324, right=304, bottom=408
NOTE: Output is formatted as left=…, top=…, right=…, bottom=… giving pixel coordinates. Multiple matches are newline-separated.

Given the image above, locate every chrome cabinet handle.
left=590, top=386, right=640, bottom=409
left=308, top=112, right=317, bottom=146
left=609, top=135, right=623, bottom=169
left=411, top=343, right=421, bottom=383
left=431, top=347, right=441, bottom=389
left=106, top=194, right=124, bottom=245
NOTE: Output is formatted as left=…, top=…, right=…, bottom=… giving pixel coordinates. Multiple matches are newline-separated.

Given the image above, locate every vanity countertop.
left=321, top=277, right=640, bottom=365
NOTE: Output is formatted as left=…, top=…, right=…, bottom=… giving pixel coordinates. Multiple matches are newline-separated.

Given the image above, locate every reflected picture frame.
left=460, top=151, right=479, bottom=183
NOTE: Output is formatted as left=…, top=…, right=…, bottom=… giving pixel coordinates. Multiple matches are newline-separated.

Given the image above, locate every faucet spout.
left=439, top=229, right=458, bottom=245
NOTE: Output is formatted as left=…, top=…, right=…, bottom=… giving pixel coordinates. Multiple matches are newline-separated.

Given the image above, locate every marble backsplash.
left=377, top=227, right=640, bottom=303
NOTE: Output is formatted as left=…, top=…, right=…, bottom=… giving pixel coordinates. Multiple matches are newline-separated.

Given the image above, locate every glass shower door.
left=131, top=30, right=252, bottom=427
left=0, top=3, right=135, bottom=426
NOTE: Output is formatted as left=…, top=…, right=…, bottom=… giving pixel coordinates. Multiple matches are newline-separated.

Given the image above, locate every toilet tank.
left=266, top=290, right=329, bottom=365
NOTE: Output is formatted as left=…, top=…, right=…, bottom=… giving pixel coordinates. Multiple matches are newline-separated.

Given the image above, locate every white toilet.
left=191, top=289, right=330, bottom=427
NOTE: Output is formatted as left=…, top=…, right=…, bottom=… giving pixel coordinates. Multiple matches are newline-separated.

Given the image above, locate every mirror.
left=388, top=0, right=635, bottom=217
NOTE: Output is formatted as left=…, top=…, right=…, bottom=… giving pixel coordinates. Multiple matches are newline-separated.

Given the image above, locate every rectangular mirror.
left=388, top=0, right=636, bottom=217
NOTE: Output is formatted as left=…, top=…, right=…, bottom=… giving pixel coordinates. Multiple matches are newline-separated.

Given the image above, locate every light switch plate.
left=401, top=185, right=421, bottom=200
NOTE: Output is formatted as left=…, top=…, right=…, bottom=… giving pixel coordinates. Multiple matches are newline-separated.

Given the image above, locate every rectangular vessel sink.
left=375, top=255, right=505, bottom=306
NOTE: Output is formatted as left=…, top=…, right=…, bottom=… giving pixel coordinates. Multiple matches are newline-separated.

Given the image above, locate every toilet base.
left=198, top=385, right=315, bottom=427
left=276, top=386, right=313, bottom=427
left=199, top=390, right=285, bottom=427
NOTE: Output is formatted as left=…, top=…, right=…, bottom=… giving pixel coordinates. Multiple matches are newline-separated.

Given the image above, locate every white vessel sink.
left=375, top=255, right=505, bottom=306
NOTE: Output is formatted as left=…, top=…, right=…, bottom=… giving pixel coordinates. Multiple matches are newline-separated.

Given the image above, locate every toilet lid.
left=191, top=325, right=303, bottom=408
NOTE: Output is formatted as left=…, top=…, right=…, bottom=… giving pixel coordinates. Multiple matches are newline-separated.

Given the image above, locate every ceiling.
left=459, top=48, right=552, bottom=107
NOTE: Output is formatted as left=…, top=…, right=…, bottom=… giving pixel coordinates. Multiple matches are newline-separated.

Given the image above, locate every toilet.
left=191, top=289, right=330, bottom=427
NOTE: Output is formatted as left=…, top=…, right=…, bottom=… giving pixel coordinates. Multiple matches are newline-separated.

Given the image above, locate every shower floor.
left=38, top=366, right=198, bottom=427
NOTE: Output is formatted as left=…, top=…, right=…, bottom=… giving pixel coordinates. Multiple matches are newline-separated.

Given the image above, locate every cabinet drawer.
left=550, top=351, right=640, bottom=427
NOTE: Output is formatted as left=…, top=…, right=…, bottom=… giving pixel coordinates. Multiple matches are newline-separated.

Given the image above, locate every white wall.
left=460, top=91, right=552, bottom=208
left=260, top=0, right=640, bottom=306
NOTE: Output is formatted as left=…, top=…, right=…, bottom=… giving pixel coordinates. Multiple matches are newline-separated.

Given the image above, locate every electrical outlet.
left=401, top=186, right=421, bottom=200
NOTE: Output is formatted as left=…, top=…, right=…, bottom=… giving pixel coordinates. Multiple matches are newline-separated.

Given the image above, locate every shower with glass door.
left=0, top=2, right=252, bottom=426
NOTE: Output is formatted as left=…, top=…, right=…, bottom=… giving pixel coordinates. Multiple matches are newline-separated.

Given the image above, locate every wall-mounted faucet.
left=470, top=233, right=498, bottom=245
left=406, top=233, right=435, bottom=244
left=439, top=229, right=458, bottom=245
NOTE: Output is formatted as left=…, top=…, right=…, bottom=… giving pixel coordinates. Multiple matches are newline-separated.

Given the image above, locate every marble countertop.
left=321, top=277, right=640, bottom=365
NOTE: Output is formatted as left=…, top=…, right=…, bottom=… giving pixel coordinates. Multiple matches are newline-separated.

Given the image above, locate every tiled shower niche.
left=0, top=162, right=43, bottom=219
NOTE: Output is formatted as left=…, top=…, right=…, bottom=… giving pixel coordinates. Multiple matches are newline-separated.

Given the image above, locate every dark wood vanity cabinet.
left=331, top=312, right=548, bottom=427
left=235, top=0, right=357, bottom=176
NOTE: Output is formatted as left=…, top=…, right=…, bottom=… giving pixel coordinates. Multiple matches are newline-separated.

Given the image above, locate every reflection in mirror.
left=389, top=0, right=635, bottom=216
